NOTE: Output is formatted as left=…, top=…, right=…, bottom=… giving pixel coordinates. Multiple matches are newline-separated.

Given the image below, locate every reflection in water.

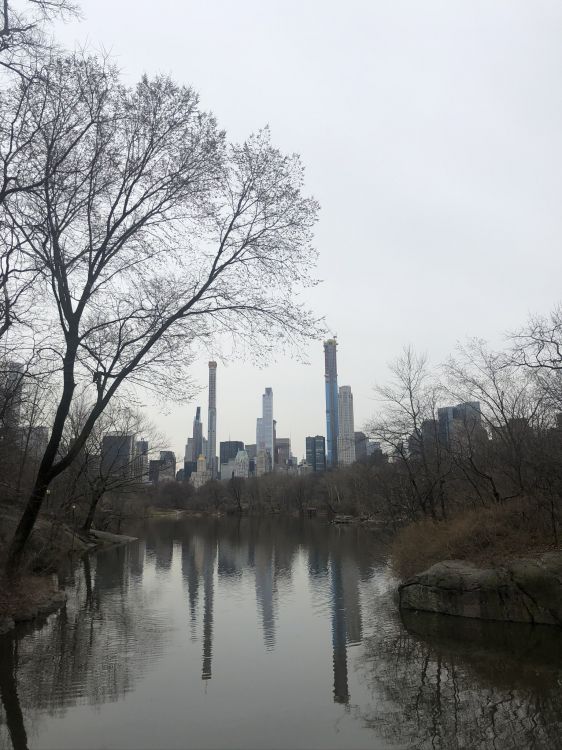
left=360, top=608, right=562, bottom=749
left=1, top=517, right=561, bottom=750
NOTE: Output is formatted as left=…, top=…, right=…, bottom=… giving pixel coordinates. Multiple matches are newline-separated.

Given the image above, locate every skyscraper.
left=134, top=439, right=149, bottom=481
left=207, top=362, right=217, bottom=478
left=306, top=435, right=326, bottom=472
left=274, top=437, right=291, bottom=467
left=193, top=406, right=203, bottom=457
left=220, top=441, right=244, bottom=465
left=184, top=406, right=204, bottom=478
left=354, top=431, right=368, bottom=462
left=256, top=387, right=274, bottom=463
left=101, top=433, right=135, bottom=477
left=324, top=339, right=339, bottom=467
left=437, top=401, right=485, bottom=448
left=337, top=386, right=356, bottom=465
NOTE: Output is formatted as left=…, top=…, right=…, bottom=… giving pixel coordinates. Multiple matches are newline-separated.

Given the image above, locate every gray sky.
left=57, top=0, right=562, bottom=460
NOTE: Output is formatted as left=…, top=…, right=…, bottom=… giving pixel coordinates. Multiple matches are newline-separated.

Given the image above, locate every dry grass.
left=391, top=499, right=560, bottom=581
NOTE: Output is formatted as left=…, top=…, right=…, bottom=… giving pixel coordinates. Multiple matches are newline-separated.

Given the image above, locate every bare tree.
left=52, top=398, right=164, bottom=532
left=1, top=0, right=79, bottom=70
left=445, top=339, right=548, bottom=501
left=367, top=346, right=448, bottom=519
left=6, top=55, right=321, bottom=571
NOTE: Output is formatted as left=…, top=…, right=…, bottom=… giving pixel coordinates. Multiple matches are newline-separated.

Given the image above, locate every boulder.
left=399, top=552, right=562, bottom=626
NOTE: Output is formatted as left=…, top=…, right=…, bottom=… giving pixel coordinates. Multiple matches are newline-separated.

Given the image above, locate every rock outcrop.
left=399, top=552, right=562, bottom=625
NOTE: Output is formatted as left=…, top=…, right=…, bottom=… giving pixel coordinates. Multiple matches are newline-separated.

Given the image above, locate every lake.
left=1, top=516, right=562, bottom=749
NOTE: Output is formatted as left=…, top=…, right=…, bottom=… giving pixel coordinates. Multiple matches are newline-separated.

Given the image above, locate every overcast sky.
left=57, top=0, right=562, bottom=461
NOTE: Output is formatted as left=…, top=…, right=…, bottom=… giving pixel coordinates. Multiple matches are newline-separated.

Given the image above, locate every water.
left=1, top=516, right=562, bottom=750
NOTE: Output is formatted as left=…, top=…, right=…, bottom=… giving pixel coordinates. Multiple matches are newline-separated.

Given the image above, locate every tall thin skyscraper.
left=193, top=406, right=203, bottom=457
left=256, top=388, right=274, bottom=460
left=207, top=361, right=217, bottom=477
left=324, top=339, right=339, bottom=467
left=337, top=386, right=356, bottom=465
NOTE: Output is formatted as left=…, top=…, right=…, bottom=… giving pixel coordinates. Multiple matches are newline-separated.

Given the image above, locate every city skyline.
left=162, top=342, right=362, bottom=465
left=55, top=1, right=562, bottom=475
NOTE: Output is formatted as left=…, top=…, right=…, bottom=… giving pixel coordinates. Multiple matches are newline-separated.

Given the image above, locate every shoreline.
left=0, top=529, right=138, bottom=636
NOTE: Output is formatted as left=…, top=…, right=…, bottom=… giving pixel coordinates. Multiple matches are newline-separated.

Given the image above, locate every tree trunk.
left=5, top=472, right=50, bottom=574
left=82, top=491, right=103, bottom=533
left=5, top=343, right=79, bottom=574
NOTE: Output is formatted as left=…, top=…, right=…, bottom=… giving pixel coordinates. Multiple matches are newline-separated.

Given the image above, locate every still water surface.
left=1, top=517, right=562, bottom=749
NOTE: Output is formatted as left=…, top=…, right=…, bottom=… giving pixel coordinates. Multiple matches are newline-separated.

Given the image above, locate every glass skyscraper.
left=324, top=339, right=339, bottom=467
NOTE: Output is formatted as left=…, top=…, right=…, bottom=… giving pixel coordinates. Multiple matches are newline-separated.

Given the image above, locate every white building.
left=234, top=450, right=249, bottom=478
left=337, top=386, right=356, bottom=465
left=256, top=448, right=272, bottom=477
left=256, top=388, right=274, bottom=468
left=191, top=454, right=212, bottom=489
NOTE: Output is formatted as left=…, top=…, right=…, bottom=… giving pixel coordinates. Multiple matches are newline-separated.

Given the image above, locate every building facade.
left=256, top=387, right=274, bottom=469
left=234, top=449, right=250, bottom=478
left=134, top=439, right=149, bottom=481
left=305, top=435, right=326, bottom=472
left=159, top=450, right=176, bottom=480
left=191, top=453, right=212, bottom=489
left=324, top=339, right=339, bottom=467
left=101, top=433, right=135, bottom=477
left=274, top=437, right=291, bottom=468
left=220, top=441, right=244, bottom=465
left=207, top=362, right=217, bottom=477
left=354, top=431, right=368, bottom=462
left=337, top=386, right=356, bottom=465
left=437, top=402, right=485, bottom=448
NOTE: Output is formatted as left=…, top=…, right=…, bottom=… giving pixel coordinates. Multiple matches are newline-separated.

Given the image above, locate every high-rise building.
left=184, top=406, right=204, bottom=478
left=220, top=441, right=244, bottom=465
left=160, top=450, right=176, bottom=479
left=134, top=439, right=149, bottom=481
left=306, top=435, right=326, bottom=472
left=337, top=386, right=355, bottom=465
left=275, top=437, right=291, bottom=468
left=193, top=406, right=203, bottom=458
left=234, top=449, right=250, bottom=478
left=324, top=339, right=339, bottom=467
left=438, top=402, right=485, bottom=448
left=207, top=362, right=217, bottom=478
left=256, top=448, right=272, bottom=476
left=101, top=433, right=135, bottom=477
left=191, top=453, right=212, bottom=488
left=256, top=388, right=274, bottom=467
left=148, top=459, right=162, bottom=484
left=354, top=431, right=368, bottom=462
left=245, top=443, right=257, bottom=460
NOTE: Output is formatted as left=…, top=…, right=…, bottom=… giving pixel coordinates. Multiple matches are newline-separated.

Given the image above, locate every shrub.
left=391, top=498, right=559, bottom=580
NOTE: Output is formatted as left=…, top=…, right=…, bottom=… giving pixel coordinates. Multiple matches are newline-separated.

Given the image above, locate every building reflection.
left=2, top=517, right=562, bottom=750
left=328, top=550, right=362, bottom=705
left=254, top=543, right=276, bottom=650
left=201, top=535, right=216, bottom=680
left=330, top=556, right=349, bottom=704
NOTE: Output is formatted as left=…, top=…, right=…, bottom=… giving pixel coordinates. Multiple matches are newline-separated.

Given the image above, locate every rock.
left=399, top=552, right=562, bottom=626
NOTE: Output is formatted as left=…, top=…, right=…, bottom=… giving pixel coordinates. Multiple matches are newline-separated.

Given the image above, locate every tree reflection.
left=360, top=607, right=562, bottom=748
left=0, top=542, right=168, bottom=748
